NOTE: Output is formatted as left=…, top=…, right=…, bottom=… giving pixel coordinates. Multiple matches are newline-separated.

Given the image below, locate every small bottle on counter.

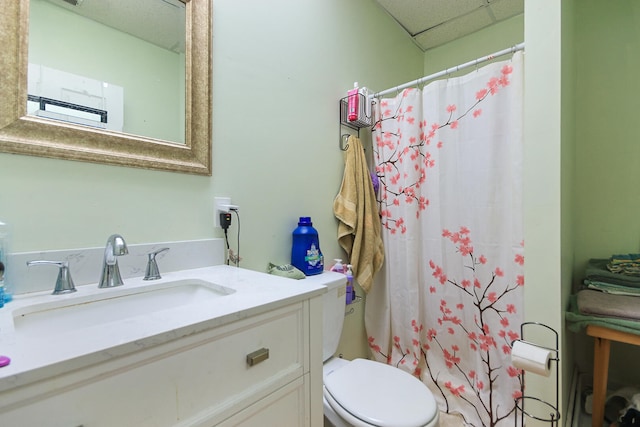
left=345, top=264, right=354, bottom=305
left=330, top=259, right=345, bottom=274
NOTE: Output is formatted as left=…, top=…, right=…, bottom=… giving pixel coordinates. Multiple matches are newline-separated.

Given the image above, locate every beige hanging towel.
left=333, top=135, right=384, bottom=293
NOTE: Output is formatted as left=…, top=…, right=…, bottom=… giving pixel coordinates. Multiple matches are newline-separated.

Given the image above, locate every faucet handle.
left=144, top=247, right=170, bottom=281
left=27, top=260, right=77, bottom=295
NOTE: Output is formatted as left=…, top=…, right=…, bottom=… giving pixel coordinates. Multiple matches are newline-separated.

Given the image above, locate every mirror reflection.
left=0, top=0, right=211, bottom=175
left=28, top=0, right=186, bottom=144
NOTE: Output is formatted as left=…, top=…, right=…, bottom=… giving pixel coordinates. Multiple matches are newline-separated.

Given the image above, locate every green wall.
left=574, top=2, right=640, bottom=276
left=524, top=0, right=568, bottom=416
left=573, top=0, right=640, bottom=385
left=562, top=0, right=577, bottom=416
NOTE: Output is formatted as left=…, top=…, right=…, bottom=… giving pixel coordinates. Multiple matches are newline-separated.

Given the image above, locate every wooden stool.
left=586, top=325, right=640, bottom=427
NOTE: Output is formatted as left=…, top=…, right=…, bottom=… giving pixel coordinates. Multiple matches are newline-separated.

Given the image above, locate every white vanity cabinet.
left=0, top=296, right=324, bottom=427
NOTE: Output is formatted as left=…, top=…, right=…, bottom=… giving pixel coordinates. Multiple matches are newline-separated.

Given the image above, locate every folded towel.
left=267, top=263, right=305, bottom=280
left=606, top=254, right=640, bottom=275
left=566, top=294, right=640, bottom=335
left=577, top=289, right=640, bottom=321
left=609, top=254, right=640, bottom=263
left=333, top=136, right=384, bottom=293
left=585, top=259, right=640, bottom=288
left=585, top=280, right=640, bottom=297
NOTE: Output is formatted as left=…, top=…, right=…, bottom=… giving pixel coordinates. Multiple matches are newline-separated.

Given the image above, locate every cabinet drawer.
left=175, top=303, right=306, bottom=419
left=0, top=303, right=306, bottom=427
left=216, top=376, right=308, bottom=427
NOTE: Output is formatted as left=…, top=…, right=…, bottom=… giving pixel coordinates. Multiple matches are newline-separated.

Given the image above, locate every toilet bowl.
left=323, top=357, right=439, bottom=427
left=305, top=271, right=440, bottom=427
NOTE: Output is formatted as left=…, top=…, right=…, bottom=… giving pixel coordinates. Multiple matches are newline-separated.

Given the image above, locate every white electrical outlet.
left=214, top=196, right=231, bottom=227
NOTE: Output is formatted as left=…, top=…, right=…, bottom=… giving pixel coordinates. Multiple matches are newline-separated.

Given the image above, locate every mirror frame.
left=0, top=0, right=212, bottom=176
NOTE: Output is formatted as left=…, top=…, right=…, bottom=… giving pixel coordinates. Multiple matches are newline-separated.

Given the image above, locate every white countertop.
left=0, top=265, right=338, bottom=394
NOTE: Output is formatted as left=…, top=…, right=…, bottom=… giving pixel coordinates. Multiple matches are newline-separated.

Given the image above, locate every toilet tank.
left=303, top=271, right=347, bottom=362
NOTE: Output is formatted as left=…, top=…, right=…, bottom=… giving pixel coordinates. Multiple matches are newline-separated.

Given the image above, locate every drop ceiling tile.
left=414, top=7, right=494, bottom=51
left=489, top=0, right=525, bottom=20
left=376, top=0, right=485, bottom=35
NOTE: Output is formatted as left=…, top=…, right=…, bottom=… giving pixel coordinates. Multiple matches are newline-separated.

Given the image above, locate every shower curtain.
left=365, top=52, right=524, bottom=427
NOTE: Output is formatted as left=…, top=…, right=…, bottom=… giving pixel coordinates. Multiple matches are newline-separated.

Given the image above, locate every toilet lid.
left=324, top=358, right=438, bottom=427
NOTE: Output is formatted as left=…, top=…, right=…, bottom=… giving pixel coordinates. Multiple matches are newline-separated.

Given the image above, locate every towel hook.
left=341, top=134, right=350, bottom=151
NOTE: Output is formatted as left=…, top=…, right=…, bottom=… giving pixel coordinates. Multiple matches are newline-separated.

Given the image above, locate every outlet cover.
left=214, top=196, right=231, bottom=227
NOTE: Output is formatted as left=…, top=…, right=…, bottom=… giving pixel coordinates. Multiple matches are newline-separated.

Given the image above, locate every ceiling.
left=374, top=0, right=524, bottom=52
left=44, top=0, right=186, bottom=53
left=43, top=0, right=524, bottom=55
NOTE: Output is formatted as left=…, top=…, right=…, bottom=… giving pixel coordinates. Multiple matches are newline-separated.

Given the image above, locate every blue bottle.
left=291, top=217, right=324, bottom=276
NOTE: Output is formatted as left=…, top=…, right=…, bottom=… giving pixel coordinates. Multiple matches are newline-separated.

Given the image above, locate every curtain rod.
left=372, top=42, right=525, bottom=99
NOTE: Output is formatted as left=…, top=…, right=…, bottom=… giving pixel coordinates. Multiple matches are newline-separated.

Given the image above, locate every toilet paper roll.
left=511, top=340, right=552, bottom=377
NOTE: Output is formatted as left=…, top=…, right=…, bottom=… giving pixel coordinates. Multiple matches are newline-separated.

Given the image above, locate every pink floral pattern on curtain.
left=364, top=52, right=524, bottom=427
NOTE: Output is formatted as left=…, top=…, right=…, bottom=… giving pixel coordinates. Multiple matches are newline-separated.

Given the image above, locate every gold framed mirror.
left=0, top=0, right=212, bottom=176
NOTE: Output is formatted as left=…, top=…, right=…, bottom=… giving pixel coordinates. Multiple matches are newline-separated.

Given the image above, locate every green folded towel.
left=586, top=259, right=640, bottom=285
left=609, top=254, right=640, bottom=263
left=267, top=263, right=305, bottom=280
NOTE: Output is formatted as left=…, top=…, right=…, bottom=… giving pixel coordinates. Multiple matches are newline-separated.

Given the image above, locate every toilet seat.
left=323, top=358, right=438, bottom=427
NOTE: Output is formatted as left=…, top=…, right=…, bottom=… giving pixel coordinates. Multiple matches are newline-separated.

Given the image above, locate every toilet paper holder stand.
left=513, top=322, right=560, bottom=427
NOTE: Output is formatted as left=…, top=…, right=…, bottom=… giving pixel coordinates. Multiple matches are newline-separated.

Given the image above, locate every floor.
left=571, top=372, right=638, bottom=427
left=323, top=410, right=465, bottom=427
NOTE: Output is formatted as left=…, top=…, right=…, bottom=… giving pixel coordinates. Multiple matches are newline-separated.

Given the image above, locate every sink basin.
left=12, top=279, right=236, bottom=338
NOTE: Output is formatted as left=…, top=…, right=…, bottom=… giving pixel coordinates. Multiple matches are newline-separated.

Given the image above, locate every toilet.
left=314, top=271, right=440, bottom=427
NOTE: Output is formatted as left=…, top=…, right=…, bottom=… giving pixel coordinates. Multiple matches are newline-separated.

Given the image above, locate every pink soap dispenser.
left=330, top=259, right=345, bottom=274
left=347, top=82, right=359, bottom=122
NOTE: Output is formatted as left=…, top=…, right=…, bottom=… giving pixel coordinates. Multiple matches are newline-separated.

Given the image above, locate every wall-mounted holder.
left=339, top=92, right=372, bottom=151
left=345, top=294, right=362, bottom=317
left=513, top=322, right=560, bottom=427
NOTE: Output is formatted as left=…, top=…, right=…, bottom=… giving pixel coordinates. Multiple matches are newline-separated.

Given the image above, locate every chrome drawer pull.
left=246, top=348, right=269, bottom=366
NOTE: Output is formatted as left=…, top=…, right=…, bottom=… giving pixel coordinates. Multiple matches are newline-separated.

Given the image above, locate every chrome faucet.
left=144, top=247, right=170, bottom=280
left=98, top=234, right=128, bottom=288
left=27, top=260, right=76, bottom=295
